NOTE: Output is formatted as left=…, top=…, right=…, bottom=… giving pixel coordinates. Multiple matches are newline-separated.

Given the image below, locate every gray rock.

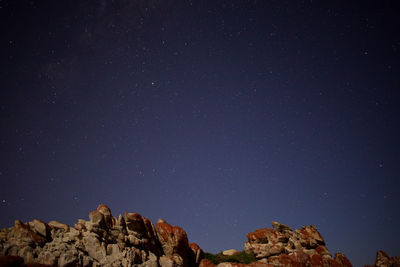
left=58, top=251, right=79, bottom=267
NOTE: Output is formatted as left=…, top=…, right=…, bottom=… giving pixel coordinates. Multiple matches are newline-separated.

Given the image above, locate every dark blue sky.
left=1, top=1, right=399, bottom=266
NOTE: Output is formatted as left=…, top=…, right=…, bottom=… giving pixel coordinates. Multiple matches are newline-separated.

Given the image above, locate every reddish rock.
left=316, top=245, right=332, bottom=258
left=267, top=254, right=301, bottom=267
left=157, top=220, right=190, bottom=266
left=199, top=259, right=215, bottom=267
left=294, top=225, right=325, bottom=249
left=325, top=258, right=342, bottom=267
left=310, top=254, right=324, bottom=266
left=247, top=228, right=287, bottom=244
left=245, top=227, right=288, bottom=258
left=289, top=250, right=311, bottom=265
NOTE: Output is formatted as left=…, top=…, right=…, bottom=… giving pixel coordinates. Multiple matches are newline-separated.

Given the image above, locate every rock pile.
left=243, top=221, right=352, bottom=267
left=365, top=250, right=400, bottom=267
left=0, top=205, right=203, bottom=267
left=1, top=206, right=397, bottom=267
left=200, top=221, right=353, bottom=267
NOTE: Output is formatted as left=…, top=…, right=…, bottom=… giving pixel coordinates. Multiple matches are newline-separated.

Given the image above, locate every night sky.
left=1, top=1, right=400, bottom=266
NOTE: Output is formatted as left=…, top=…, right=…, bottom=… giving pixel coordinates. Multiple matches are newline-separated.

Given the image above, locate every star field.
left=1, top=1, right=400, bottom=266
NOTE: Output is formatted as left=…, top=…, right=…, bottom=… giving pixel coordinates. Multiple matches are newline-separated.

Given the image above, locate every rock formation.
left=0, top=206, right=397, bottom=267
left=199, top=221, right=353, bottom=267
left=0, top=205, right=203, bottom=267
left=364, top=250, right=400, bottom=267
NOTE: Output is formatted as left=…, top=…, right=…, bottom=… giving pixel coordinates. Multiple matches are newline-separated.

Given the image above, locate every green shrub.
left=204, top=251, right=256, bottom=264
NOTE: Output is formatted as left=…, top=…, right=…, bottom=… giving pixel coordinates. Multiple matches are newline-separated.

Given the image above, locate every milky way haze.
left=1, top=1, right=399, bottom=266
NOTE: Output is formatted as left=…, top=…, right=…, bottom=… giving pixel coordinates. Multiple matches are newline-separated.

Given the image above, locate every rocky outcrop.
left=0, top=205, right=203, bottom=267
left=244, top=222, right=329, bottom=260
left=199, top=221, right=353, bottom=267
left=364, top=250, right=400, bottom=267
left=1, top=207, right=397, bottom=267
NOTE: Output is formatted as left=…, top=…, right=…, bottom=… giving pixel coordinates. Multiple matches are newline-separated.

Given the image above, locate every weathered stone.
left=48, top=220, right=69, bottom=231
left=244, top=243, right=284, bottom=259
left=334, top=253, right=352, bottom=267
left=30, top=219, right=50, bottom=239
left=89, top=210, right=105, bottom=226
left=58, top=251, right=78, bottom=267
left=125, top=212, right=147, bottom=236
left=42, top=250, right=58, bottom=265
left=247, top=228, right=286, bottom=245
left=97, top=204, right=113, bottom=228
left=107, top=243, right=120, bottom=256
left=144, top=251, right=160, bottom=267
left=160, top=255, right=177, bottom=267
left=266, top=254, right=299, bottom=267
left=315, top=245, right=332, bottom=258
left=157, top=220, right=189, bottom=267
left=17, top=245, right=34, bottom=263
left=13, top=220, right=47, bottom=246
left=0, top=206, right=363, bottom=267
left=289, top=250, right=311, bottom=265
left=293, top=225, right=325, bottom=249
left=271, top=222, right=292, bottom=233
left=365, top=250, right=400, bottom=267
left=222, top=249, right=239, bottom=256
left=82, top=234, right=105, bottom=261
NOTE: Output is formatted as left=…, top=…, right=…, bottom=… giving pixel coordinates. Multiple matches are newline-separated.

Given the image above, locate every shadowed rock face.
left=0, top=204, right=203, bottom=267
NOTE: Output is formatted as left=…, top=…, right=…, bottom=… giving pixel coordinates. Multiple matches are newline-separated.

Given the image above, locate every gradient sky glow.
left=1, top=1, right=400, bottom=266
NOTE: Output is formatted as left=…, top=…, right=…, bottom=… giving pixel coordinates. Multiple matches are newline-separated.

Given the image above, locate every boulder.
left=13, top=220, right=46, bottom=246
left=97, top=204, right=113, bottom=228
left=125, top=212, right=147, bottom=237
left=222, top=249, right=239, bottom=256
left=293, top=225, right=325, bottom=249
left=89, top=210, right=104, bottom=226
left=29, top=220, right=50, bottom=239
left=157, top=220, right=190, bottom=267
left=48, top=221, right=69, bottom=231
